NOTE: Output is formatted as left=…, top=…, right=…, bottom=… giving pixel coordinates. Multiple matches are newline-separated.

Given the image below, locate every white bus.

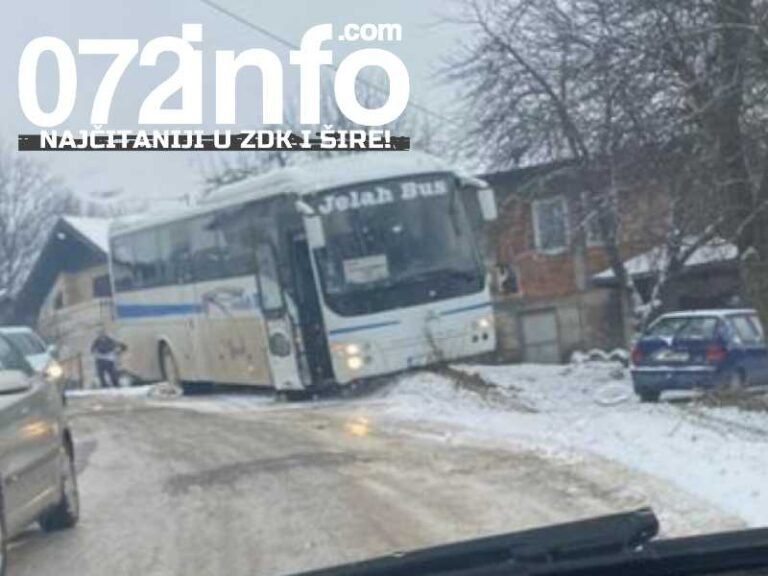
left=109, top=153, right=498, bottom=394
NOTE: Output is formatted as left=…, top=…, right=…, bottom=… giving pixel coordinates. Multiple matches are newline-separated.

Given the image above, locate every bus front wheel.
left=160, top=345, right=182, bottom=393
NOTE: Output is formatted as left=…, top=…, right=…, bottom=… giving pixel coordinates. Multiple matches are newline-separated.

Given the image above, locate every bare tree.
left=447, top=0, right=768, bottom=330
left=639, top=0, right=768, bottom=327
left=0, top=148, right=75, bottom=296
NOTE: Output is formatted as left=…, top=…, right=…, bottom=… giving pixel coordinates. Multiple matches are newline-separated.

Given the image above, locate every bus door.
left=254, top=242, right=304, bottom=391
left=288, top=234, right=334, bottom=385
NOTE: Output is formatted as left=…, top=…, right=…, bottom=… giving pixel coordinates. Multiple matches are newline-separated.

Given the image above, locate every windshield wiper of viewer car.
left=291, top=508, right=768, bottom=576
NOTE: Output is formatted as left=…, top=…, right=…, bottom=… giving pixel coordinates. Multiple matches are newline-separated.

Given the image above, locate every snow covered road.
left=6, top=368, right=747, bottom=576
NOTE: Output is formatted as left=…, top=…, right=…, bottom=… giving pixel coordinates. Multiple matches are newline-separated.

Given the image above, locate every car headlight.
left=45, top=360, right=64, bottom=381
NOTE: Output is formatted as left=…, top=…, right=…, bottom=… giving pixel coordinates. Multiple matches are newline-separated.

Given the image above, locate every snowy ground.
left=33, top=380, right=741, bottom=576
left=66, top=361, right=768, bottom=530
left=379, top=362, right=768, bottom=528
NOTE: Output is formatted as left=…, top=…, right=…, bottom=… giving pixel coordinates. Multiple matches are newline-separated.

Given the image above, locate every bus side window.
left=255, top=243, right=285, bottom=317
left=112, top=238, right=135, bottom=292
left=133, top=231, right=163, bottom=289
left=166, top=223, right=193, bottom=284
left=219, top=212, right=257, bottom=278
left=190, top=216, right=225, bottom=282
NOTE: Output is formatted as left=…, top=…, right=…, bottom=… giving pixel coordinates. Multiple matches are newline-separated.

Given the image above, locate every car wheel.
left=39, top=444, right=80, bottom=532
left=638, top=390, right=660, bottom=403
left=160, top=345, right=182, bottom=393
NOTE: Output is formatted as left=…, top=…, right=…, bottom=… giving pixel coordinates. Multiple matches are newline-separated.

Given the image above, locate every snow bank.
left=382, top=363, right=768, bottom=527
left=67, top=385, right=154, bottom=398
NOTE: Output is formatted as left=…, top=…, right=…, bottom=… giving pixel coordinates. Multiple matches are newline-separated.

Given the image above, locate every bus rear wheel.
left=160, top=345, right=182, bottom=393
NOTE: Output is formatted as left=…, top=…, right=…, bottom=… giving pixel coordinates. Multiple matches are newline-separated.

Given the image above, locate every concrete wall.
left=493, top=288, right=624, bottom=363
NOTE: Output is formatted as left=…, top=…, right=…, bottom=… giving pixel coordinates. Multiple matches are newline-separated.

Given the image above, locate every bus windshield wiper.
left=289, top=508, right=768, bottom=576
left=401, top=267, right=478, bottom=286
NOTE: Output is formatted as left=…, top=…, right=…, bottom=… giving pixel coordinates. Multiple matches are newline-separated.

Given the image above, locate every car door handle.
left=19, top=406, right=30, bottom=416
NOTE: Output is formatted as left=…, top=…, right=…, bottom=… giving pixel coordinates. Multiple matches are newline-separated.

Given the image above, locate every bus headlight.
left=331, top=342, right=368, bottom=357
left=269, top=333, right=292, bottom=357
left=44, top=360, right=64, bottom=381
left=473, top=316, right=494, bottom=331
left=331, top=342, right=371, bottom=371
left=346, top=356, right=365, bottom=371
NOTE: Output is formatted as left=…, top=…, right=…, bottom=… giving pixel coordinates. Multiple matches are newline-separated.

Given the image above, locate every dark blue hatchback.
left=631, top=309, right=768, bottom=402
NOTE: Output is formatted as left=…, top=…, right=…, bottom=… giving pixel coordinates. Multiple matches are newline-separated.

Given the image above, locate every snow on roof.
left=113, top=152, right=459, bottom=235
left=658, top=308, right=756, bottom=320
left=594, top=238, right=738, bottom=281
left=62, top=216, right=111, bottom=253
left=201, top=151, right=452, bottom=205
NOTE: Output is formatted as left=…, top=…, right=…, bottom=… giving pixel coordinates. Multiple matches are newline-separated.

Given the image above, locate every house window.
left=53, top=292, right=64, bottom=310
left=92, top=274, right=112, bottom=298
left=532, top=196, right=569, bottom=253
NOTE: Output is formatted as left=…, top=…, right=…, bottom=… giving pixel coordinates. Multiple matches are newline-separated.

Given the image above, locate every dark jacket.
left=91, top=335, right=125, bottom=362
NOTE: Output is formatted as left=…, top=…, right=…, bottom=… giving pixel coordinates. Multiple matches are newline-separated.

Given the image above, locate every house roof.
left=13, top=216, right=112, bottom=323
left=61, top=216, right=111, bottom=254
left=593, top=238, right=738, bottom=283
left=658, top=308, right=756, bottom=319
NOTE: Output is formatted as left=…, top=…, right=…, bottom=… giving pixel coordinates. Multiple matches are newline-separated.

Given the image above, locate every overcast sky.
left=1, top=0, right=464, bottom=206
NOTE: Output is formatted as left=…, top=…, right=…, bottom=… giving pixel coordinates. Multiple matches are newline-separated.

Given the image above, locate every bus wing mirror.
left=477, top=187, right=498, bottom=221
left=305, top=216, right=326, bottom=249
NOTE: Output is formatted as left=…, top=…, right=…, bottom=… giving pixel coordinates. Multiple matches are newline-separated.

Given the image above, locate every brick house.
left=480, top=163, right=670, bottom=363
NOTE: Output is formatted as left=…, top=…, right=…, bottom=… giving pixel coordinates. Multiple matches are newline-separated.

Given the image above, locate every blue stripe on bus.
left=440, top=302, right=493, bottom=316
left=116, top=300, right=491, bottom=324
left=116, top=303, right=203, bottom=319
left=328, top=320, right=400, bottom=337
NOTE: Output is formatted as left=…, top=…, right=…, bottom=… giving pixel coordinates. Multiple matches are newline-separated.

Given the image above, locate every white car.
left=0, top=327, right=62, bottom=381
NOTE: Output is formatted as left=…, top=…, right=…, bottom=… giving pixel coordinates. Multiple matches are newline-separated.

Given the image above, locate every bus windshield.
left=312, top=174, right=484, bottom=316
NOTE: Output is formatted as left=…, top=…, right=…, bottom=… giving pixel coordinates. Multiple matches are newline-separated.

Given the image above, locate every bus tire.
left=160, top=344, right=182, bottom=393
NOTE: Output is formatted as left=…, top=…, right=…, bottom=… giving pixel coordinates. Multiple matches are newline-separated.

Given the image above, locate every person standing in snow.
left=91, top=329, right=126, bottom=389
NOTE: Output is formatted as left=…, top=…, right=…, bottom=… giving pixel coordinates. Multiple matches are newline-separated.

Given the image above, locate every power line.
left=198, top=0, right=455, bottom=125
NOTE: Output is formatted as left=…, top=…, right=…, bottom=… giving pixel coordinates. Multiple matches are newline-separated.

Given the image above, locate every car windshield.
left=4, top=331, right=46, bottom=356
left=0, top=336, right=34, bottom=373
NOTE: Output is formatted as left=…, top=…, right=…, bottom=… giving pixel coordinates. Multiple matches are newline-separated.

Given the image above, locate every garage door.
left=522, top=310, right=561, bottom=363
